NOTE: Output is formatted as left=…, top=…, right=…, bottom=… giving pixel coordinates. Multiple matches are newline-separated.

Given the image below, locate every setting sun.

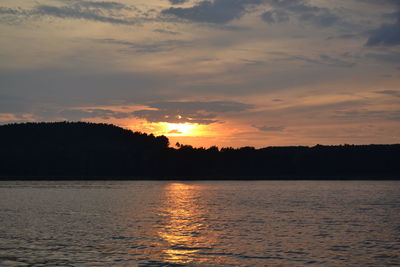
left=165, top=123, right=196, bottom=136
left=142, top=122, right=204, bottom=137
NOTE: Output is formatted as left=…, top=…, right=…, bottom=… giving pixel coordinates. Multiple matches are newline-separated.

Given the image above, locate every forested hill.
left=0, top=122, right=169, bottom=178
left=0, top=122, right=399, bottom=179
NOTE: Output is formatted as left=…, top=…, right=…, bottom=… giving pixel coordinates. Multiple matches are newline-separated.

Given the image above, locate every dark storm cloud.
left=261, top=0, right=339, bottom=27
left=0, top=1, right=137, bottom=25
left=162, top=0, right=262, bottom=24
left=99, top=38, right=189, bottom=53
left=133, top=101, right=254, bottom=124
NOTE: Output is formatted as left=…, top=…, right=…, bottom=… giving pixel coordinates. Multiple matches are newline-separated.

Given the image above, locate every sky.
left=0, top=0, right=399, bottom=148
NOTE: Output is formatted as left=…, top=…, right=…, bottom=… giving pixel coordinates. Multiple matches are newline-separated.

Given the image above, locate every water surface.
left=0, top=181, right=399, bottom=266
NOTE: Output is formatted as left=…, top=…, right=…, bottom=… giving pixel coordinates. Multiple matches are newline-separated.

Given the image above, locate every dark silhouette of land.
left=0, top=122, right=399, bottom=180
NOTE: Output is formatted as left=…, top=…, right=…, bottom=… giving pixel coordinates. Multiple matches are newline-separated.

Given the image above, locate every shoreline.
left=1, top=175, right=399, bottom=181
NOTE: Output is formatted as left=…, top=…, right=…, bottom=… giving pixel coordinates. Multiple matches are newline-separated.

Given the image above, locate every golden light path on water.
left=157, top=183, right=218, bottom=264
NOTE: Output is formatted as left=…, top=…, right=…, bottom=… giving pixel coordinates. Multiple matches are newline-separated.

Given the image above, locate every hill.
left=0, top=122, right=399, bottom=179
left=0, top=122, right=169, bottom=177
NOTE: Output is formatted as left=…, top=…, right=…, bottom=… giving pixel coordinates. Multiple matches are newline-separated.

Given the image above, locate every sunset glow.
left=138, top=122, right=206, bottom=137
left=1, top=0, right=400, bottom=266
left=0, top=0, right=399, bottom=147
left=164, top=123, right=198, bottom=136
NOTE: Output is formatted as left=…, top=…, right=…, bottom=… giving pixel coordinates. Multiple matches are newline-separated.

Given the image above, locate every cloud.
left=169, top=0, right=189, bottom=4
left=261, top=9, right=289, bottom=23
left=387, top=112, right=400, bottom=121
left=98, top=38, right=189, bottom=53
left=267, top=0, right=305, bottom=8
left=361, top=0, right=400, bottom=46
left=32, top=107, right=135, bottom=121
left=150, top=101, right=254, bottom=112
left=365, top=51, right=400, bottom=64
left=72, top=1, right=128, bottom=10
left=356, top=0, right=400, bottom=7
left=0, top=67, right=175, bottom=115
left=254, top=125, right=285, bottom=131
left=365, top=13, right=400, bottom=46
left=133, top=110, right=217, bottom=124
left=153, top=28, right=180, bottom=35
left=162, top=0, right=262, bottom=24
left=168, top=129, right=182, bottom=134
left=0, top=7, right=32, bottom=24
left=59, top=109, right=131, bottom=120
left=318, top=55, right=355, bottom=68
left=0, top=94, right=31, bottom=113
left=34, top=4, right=134, bottom=25
left=374, top=90, right=400, bottom=97
left=0, top=1, right=138, bottom=25
left=269, top=52, right=355, bottom=68
left=261, top=0, right=339, bottom=27
left=133, top=101, right=254, bottom=124
left=326, top=34, right=360, bottom=40
left=0, top=7, right=28, bottom=16
left=333, top=109, right=400, bottom=122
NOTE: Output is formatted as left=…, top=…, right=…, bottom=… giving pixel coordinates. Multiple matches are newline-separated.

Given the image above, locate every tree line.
left=0, top=122, right=399, bottom=179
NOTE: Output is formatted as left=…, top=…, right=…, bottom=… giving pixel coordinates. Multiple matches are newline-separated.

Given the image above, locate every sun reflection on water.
left=158, top=183, right=215, bottom=264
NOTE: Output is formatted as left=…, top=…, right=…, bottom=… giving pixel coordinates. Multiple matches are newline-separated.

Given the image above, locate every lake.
left=0, top=181, right=399, bottom=266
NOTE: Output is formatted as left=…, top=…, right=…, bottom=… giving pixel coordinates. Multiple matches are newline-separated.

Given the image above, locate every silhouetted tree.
left=0, top=122, right=399, bottom=179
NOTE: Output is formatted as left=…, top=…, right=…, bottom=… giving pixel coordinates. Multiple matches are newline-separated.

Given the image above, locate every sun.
left=165, top=123, right=197, bottom=136
left=137, top=121, right=207, bottom=137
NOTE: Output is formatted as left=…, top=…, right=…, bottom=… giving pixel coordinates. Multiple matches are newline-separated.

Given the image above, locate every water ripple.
left=0, top=181, right=399, bottom=266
